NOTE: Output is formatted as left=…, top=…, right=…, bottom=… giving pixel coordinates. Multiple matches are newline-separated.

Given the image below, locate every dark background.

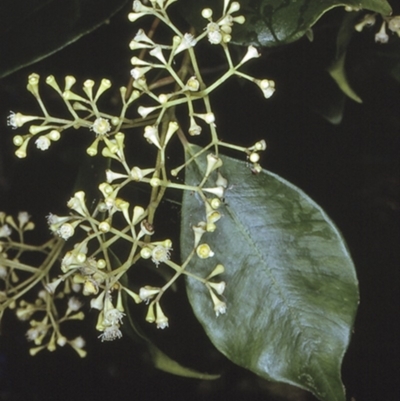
left=0, top=3, right=399, bottom=401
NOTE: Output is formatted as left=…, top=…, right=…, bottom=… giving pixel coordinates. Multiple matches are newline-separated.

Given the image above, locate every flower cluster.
left=3, top=0, right=274, bottom=355
left=354, top=13, right=400, bottom=43
left=0, top=212, right=87, bottom=356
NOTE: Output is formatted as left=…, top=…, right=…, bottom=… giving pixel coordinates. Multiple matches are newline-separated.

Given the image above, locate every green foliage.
left=181, top=145, right=359, bottom=401
left=0, top=0, right=130, bottom=78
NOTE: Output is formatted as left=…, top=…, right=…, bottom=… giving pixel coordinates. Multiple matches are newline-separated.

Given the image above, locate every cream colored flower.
left=91, top=117, right=111, bottom=136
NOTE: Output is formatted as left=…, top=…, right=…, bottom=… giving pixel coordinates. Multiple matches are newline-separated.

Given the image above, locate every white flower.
left=216, top=172, right=228, bottom=188
left=91, top=117, right=111, bottom=136
left=67, top=297, right=83, bottom=312
left=90, top=291, right=105, bottom=310
left=155, top=302, right=169, bottom=329
left=240, top=45, right=260, bottom=64
left=67, top=191, right=88, bottom=216
left=47, top=213, right=68, bottom=226
left=70, top=336, right=86, bottom=349
left=129, top=40, right=152, bottom=51
left=375, top=22, right=389, bottom=43
left=132, top=0, right=151, bottom=13
left=61, top=248, right=87, bottom=272
left=57, top=336, right=67, bottom=347
left=214, top=301, right=227, bottom=316
left=7, top=111, right=18, bottom=129
left=130, top=66, right=152, bottom=80
left=138, top=105, right=157, bottom=118
left=388, top=16, right=400, bottom=34
left=16, top=307, right=35, bottom=321
left=57, top=223, right=75, bottom=240
left=354, top=14, right=376, bottom=32
left=175, top=33, right=197, bottom=53
left=149, top=46, right=167, bottom=64
left=72, top=283, right=81, bottom=293
left=193, top=112, right=215, bottom=124
left=17, top=212, right=30, bottom=227
left=151, top=244, right=171, bottom=266
left=188, top=117, right=202, bottom=136
left=255, top=79, right=276, bottom=99
left=26, top=324, right=47, bottom=342
left=143, top=125, right=161, bottom=149
left=207, top=22, right=222, bottom=44
left=192, top=222, right=207, bottom=247
left=134, top=28, right=154, bottom=44
left=47, top=213, right=73, bottom=234
left=139, top=286, right=160, bottom=302
left=156, top=316, right=169, bottom=329
left=104, top=308, right=125, bottom=326
left=35, top=136, right=51, bottom=150
left=98, top=325, right=123, bottom=342
left=203, top=185, right=225, bottom=198
left=208, top=281, right=226, bottom=295
left=105, top=169, right=128, bottom=183
left=68, top=335, right=87, bottom=357
left=209, top=287, right=227, bottom=316
left=205, top=153, right=223, bottom=176
left=7, top=111, right=37, bottom=129
left=44, top=277, right=63, bottom=294
left=0, top=224, right=11, bottom=237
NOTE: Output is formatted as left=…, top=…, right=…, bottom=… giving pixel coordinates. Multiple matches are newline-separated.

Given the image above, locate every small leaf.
left=148, top=345, right=220, bottom=380
left=327, top=12, right=362, bottom=103
left=328, top=52, right=362, bottom=103
left=0, top=0, right=130, bottom=78
left=180, top=0, right=392, bottom=47
left=122, top=276, right=219, bottom=380
left=181, top=145, right=359, bottom=401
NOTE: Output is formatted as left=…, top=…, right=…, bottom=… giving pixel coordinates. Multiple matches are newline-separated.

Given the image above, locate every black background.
left=0, top=3, right=399, bottom=401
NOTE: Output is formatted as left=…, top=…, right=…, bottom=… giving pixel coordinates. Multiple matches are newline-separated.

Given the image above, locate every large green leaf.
left=181, top=145, right=359, bottom=401
left=0, top=0, right=129, bottom=79
left=180, top=0, right=392, bottom=47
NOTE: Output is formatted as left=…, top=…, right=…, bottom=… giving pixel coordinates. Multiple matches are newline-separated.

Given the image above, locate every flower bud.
left=207, top=264, right=225, bottom=279
left=94, top=79, right=112, bottom=101
left=208, top=281, right=226, bottom=295
left=205, top=153, right=223, bottom=177
left=155, top=302, right=169, bottom=329
left=144, top=125, right=161, bottom=149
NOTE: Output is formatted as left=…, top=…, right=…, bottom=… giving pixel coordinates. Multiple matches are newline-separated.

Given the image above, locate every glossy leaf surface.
left=181, top=0, right=392, bottom=47
left=181, top=145, right=359, bottom=401
left=0, top=0, right=129, bottom=78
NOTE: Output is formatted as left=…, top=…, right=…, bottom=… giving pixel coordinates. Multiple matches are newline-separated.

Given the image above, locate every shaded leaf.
left=327, top=12, right=362, bottom=103
left=181, top=145, right=359, bottom=401
left=0, top=0, right=129, bottom=78
left=328, top=52, right=362, bottom=103
left=310, top=87, right=346, bottom=125
left=180, top=0, right=392, bottom=47
left=122, top=276, right=220, bottom=380
left=148, top=345, right=220, bottom=379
